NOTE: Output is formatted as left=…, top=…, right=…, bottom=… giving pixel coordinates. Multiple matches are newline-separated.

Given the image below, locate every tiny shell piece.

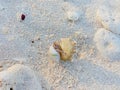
left=48, top=45, right=60, bottom=62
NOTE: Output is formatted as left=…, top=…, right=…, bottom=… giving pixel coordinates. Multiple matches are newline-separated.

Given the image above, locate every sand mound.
left=94, top=28, right=120, bottom=61
left=0, top=64, right=42, bottom=90
left=96, top=1, right=120, bottom=34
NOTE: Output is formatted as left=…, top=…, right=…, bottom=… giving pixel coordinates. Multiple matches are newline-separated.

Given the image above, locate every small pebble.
left=67, top=11, right=80, bottom=21
left=21, top=14, right=26, bottom=21
left=31, top=40, right=34, bottom=43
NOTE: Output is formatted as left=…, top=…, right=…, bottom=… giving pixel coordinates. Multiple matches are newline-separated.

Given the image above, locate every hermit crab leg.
left=53, top=43, right=66, bottom=55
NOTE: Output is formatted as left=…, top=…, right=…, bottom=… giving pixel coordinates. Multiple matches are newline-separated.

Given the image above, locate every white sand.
left=0, top=0, right=120, bottom=90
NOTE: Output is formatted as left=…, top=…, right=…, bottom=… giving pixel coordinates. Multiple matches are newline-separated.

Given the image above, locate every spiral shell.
left=48, top=45, right=60, bottom=62
left=53, top=38, right=76, bottom=61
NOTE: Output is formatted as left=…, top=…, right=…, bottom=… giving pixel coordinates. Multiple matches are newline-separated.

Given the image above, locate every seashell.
left=49, top=38, right=76, bottom=61
left=48, top=45, right=60, bottom=62
left=58, top=38, right=76, bottom=61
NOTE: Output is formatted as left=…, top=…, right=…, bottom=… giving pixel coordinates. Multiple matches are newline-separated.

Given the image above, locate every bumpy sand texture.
left=0, top=64, right=42, bottom=90
left=0, top=0, right=120, bottom=90
left=96, top=0, right=120, bottom=34
left=63, top=2, right=81, bottom=21
left=94, top=28, right=120, bottom=61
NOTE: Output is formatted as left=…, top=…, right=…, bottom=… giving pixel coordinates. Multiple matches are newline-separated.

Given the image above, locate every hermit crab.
left=48, top=38, right=76, bottom=61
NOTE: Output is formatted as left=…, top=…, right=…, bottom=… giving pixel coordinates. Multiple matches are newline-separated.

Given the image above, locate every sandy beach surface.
left=0, top=0, right=120, bottom=90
